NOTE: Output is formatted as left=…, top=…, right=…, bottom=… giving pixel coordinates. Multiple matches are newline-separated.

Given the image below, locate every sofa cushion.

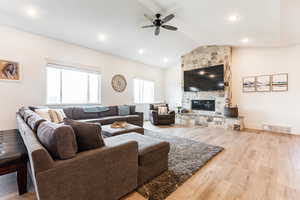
left=64, top=119, right=105, bottom=151
left=78, top=115, right=141, bottom=125
left=23, top=110, right=36, bottom=122
left=27, top=112, right=46, bottom=132
left=72, top=107, right=99, bottom=120
left=98, top=106, right=118, bottom=117
left=104, top=133, right=170, bottom=166
left=129, top=105, right=136, bottom=114
left=62, top=107, right=74, bottom=119
left=37, top=121, right=78, bottom=160
left=28, top=105, right=48, bottom=111
left=118, top=105, right=130, bottom=116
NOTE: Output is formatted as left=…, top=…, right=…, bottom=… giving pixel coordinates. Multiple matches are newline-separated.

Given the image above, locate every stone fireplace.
left=191, top=100, right=215, bottom=111
left=181, top=46, right=232, bottom=116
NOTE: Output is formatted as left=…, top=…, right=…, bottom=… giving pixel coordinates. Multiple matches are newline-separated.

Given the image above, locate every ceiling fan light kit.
left=142, top=13, right=178, bottom=36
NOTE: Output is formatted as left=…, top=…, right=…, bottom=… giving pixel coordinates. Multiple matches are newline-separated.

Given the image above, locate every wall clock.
left=111, top=74, right=127, bottom=92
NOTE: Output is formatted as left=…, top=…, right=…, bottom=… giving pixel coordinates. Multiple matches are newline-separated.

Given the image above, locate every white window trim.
left=46, top=63, right=101, bottom=106
left=133, top=78, right=155, bottom=104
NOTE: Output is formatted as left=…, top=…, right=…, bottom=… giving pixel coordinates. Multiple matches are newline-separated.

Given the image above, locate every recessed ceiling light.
left=27, top=7, right=37, bottom=17
left=163, top=58, right=169, bottom=63
left=98, top=34, right=107, bottom=41
left=241, top=38, right=250, bottom=43
left=199, top=71, right=205, bottom=75
left=138, top=49, right=145, bottom=55
left=209, top=74, right=216, bottom=78
left=228, top=14, right=239, bottom=22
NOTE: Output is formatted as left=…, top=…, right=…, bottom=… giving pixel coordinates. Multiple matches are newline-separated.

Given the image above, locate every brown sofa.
left=17, top=107, right=170, bottom=200
left=149, top=104, right=175, bottom=125
left=30, top=105, right=144, bottom=127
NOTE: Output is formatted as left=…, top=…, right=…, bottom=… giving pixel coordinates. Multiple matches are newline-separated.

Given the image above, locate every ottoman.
left=102, top=123, right=144, bottom=137
left=104, top=133, right=170, bottom=186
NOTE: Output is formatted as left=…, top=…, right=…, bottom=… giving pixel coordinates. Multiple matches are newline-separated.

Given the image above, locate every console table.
left=177, top=113, right=245, bottom=131
left=0, top=129, right=28, bottom=195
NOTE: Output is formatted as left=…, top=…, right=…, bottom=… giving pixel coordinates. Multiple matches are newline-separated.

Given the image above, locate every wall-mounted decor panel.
left=272, top=73, right=288, bottom=92
left=0, top=60, right=20, bottom=81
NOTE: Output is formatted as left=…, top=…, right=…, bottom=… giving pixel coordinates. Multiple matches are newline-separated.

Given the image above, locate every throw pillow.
left=19, top=107, right=29, bottom=118
left=23, top=110, right=36, bottom=122
left=153, top=103, right=167, bottom=110
left=35, top=109, right=52, bottom=121
left=64, top=119, right=105, bottom=151
left=49, top=109, right=67, bottom=123
left=118, top=105, right=130, bottom=116
left=158, top=106, right=168, bottom=115
left=37, top=121, right=78, bottom=160
left=27, top=112, right=46, bottom=132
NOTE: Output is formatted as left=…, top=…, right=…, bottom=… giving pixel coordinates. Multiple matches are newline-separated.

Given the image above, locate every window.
left=46, top=64, right=101, bottom=104
left=134, top=78, right=155, bottom=103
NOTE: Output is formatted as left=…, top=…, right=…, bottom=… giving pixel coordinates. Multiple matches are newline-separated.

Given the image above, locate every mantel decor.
left=0, top=59, right=20, bottom=81
left=111, top=74, right=127, bottom=92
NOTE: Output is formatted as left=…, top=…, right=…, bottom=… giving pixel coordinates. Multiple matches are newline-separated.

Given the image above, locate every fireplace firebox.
left=191, top=100, right=215, bottom=111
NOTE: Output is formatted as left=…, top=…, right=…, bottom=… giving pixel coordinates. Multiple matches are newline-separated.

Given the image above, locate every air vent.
left=262, top=124, right=291, bottom=134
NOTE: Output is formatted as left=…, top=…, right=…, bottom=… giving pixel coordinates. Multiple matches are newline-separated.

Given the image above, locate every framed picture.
left=0, top=60, right=20, bottom=81
left=272, top=73, right=288, bottom=92
left=243, top=76, right=256, bottom=92
left=256, top=75, right=271, bottom=92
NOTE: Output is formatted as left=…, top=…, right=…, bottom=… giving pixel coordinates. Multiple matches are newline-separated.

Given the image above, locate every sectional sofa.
left=30, top=105, right=144, bottom=127
left=17, top=106, right=170, bottom=200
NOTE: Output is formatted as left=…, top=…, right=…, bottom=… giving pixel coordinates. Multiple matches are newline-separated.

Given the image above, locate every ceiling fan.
left=142, top=13, right=178, bottom=36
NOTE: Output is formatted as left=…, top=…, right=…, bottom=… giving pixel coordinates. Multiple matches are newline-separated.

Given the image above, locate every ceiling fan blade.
left=141, top=25, right=155, bottom=28
left=162, top=25, right=178, bottom=31
left=144, top=14, right=154, bottom=23
left=155, top=27, right=160, bottom=36
left=162, top=14, right=175, bottom=23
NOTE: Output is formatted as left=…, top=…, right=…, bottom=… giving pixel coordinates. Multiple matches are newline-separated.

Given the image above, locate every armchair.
left=149, top=103, right=175, bottom=125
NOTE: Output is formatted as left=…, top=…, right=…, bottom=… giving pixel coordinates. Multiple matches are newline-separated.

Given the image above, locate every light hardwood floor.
left=1, top=122, right=300, bottom=200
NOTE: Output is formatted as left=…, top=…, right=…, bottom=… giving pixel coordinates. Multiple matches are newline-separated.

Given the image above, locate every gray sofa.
left=30, top=105, right=144, bottom=127
left=17, top=107, right=169, bottom=200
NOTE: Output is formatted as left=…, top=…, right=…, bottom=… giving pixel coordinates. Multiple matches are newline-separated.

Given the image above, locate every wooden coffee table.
left=102, top=123, right=144, bottom=137
left=0, top=129, right=28, bottom=195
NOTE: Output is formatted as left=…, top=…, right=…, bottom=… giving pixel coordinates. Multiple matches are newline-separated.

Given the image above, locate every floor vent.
left=262, top=124, right=291, bottom=134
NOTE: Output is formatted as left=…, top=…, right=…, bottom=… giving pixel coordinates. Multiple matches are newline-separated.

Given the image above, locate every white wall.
left=164, top=66, right=182, bottom=110
left=0, top=26, right=165, bottom=130
left=232, top=46, right=300, bottom=134
left=165, top=46, right=300, bottom=134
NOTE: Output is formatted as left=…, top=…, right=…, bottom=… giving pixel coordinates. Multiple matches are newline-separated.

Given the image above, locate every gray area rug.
left=137, top=129, right=224, bottom=200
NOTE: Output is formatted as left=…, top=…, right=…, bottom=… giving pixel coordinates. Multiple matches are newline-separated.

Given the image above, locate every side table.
left=0, top=129, right=28, bottom=195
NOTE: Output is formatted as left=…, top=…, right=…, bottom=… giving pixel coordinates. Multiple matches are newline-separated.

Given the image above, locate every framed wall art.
left=243, top=76, right=256, bottom=92
left=272, top=73, right=288, bottom=92
left=256, top=75, right=271, bottom=92
left=0, top=60, right=20, bottom=81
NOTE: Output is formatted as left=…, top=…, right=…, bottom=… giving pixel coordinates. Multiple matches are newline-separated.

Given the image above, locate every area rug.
left=137, top=129, right=224, bottom=200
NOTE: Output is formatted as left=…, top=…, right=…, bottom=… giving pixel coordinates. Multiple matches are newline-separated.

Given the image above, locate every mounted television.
left=184, top=65, right=224, bottom=92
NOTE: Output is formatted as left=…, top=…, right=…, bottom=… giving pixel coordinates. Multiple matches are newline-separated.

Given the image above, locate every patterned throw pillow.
left=118, top=105, right=130, bottom=116
left=158, top=106, right=168, bottom=115
left=35, top=108, right=66, bottom=123
left=35, top=109, right=52, bottom=121
left=49, top=109, right=67, bottom=123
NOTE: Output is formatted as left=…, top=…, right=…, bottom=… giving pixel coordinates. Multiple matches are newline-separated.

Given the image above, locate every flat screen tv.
left=184, top=65, right=224, bottom=92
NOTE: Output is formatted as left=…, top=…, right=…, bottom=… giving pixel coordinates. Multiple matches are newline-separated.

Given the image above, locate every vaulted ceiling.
left=0, top=0, right=298, bottom=68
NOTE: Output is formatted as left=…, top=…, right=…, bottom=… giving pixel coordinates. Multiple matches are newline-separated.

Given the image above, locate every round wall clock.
left=111, top=74, right=127, bottom=92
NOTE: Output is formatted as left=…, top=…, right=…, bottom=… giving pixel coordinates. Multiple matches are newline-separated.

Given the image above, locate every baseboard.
left=244, top=128, right=299, bottom=136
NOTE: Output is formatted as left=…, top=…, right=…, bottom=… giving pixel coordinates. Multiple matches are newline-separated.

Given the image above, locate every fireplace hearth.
left=191, top=100, right=215, bottom=111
